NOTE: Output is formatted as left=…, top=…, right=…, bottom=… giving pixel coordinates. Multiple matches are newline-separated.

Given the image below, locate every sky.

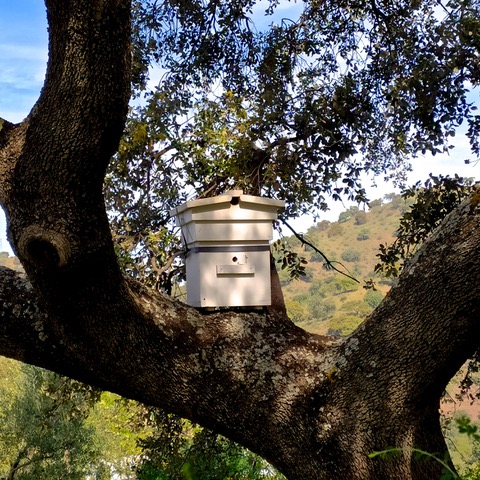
left=0, top=1, right=479, bottom=253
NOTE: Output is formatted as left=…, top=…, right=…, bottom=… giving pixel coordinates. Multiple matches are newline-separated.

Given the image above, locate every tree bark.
left=0, top=2, right=479, bottom=479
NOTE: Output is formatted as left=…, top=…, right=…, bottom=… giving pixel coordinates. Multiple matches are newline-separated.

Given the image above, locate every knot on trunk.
left=18, top=226, right=71, bottom=269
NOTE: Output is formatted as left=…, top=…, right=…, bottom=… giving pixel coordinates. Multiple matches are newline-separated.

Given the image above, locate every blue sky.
left=0, top=1, right=47, bottom=252
left=0, top=1, right=478, bottom=252
left=0, top=1, right=47, bottom=123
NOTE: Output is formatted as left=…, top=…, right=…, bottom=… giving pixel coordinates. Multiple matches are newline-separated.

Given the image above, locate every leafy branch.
left=374, top=174, right=474, bottom=278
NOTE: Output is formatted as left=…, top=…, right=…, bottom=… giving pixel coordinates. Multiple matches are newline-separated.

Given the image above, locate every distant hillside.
left=279, top=193, right=412, bottom=335
left=0, top=251, right=23, bottom=272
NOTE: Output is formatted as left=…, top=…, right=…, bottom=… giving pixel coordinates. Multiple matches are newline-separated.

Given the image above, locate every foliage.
left=282, top=199, right=401, bottom=332
left=464, top=465, right=480, bottom=480
left=0, top=363, right=102, bottom=480
left=85, top=393, right=151, bottom=478
left=357, top=228, right=370, bottom=241
left=327, top=223, right=345, bottom=238
left=369, top=199, right=383, bottom=209
left=328, top=314, right=363, bottom=336
left=310, top=250, right=326, bottom=262
left=272, top=239, right=308, bottom=280
left=338, top=211, right=353, bottom=223
left=341, top=300, right=372, bottom=319
left=375, top=174, right=474, bottom=277
left=338, top=207, right=359, bottom=223
left=316, top=220, right=331, bottom=231
left=285, top=299, right=310, bottom=323
left=87, top=0, right=480, bottom=474
left=107, top=0, right=480, bottom=294
left=364, top=290, right=385, bottom=309
left=341, top=249, right=361, bottom=262
left=308, top=298, right=336, bottom=321
left=136, top=408, right=285, bottom=479
left=355, top=211, right=368, bottom=225
left=127, top=0, right=480, bottom=218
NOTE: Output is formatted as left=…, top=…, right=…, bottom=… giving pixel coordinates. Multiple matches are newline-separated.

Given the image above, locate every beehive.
left=170, top=190, right=284, bottom=307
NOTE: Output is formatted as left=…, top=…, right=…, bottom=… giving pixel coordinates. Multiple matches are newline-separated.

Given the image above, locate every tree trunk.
left=0, top=2, right=479, bottom=479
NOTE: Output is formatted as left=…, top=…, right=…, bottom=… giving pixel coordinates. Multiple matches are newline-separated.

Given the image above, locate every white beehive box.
left=170, top=190, right=284, bottom=308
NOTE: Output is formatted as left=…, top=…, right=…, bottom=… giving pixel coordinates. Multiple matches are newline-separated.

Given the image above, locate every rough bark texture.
left=0, top=2, right=479, bottom=479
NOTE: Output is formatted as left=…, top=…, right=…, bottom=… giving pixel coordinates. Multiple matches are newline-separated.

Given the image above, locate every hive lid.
left=169, top=190, right=285, bottom=218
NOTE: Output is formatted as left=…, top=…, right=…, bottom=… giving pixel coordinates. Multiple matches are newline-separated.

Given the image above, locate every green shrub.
left=341, top=249, right=361, bottom=262
left=368, top=198, right=382, bottom=209
left=286, top=299, right=310, bottom=324
left=327, top=315, right=362, bottom=336
left=316, top=220, right=331, bottom=231
left=308, top=280, right=327, bottom=299
left=357, top=228, right=370, bottom=241
left=364, top=290, right=384, bottom=308
left=338, top=211, right=352, bottom=223
left=310, top=251, right=326, bottom=262
left=341, top=300, right=372, bottom=318
left=308, top=298, right=336, bottom=320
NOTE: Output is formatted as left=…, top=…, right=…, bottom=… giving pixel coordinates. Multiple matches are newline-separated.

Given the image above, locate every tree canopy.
left=118, top=0, right=480, bottom=212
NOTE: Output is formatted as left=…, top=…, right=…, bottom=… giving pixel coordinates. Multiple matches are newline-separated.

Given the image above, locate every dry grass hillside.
left=279, top=193, right=408, bottom=336
left=0, top=251, right=23, bottom=272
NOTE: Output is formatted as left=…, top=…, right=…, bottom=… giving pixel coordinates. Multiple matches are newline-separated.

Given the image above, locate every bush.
left=310, top=251, right=325, bottom=262
left=308, top=298, right=336, bottom=320
left=368, top=199, right=382, bottom=209
left=364, top=290, right=384, bottom=308
left=327, top=315, right=362, bottom=336
left=327, top=223, right=344, bottom=237
left=308, top=280, right=327, bottom=299
left=357, top=228, right=370, bottom=241
left=354, top=211, right=368, bottom=225
left=286, top=299, right=310, bottom=324
left=336, top=277, right=359, bottom=293
left=384, top=192, right=403, bottom=208
left=299, top=267, right=314, bottom=283
left=338, top=211, right=352, bottom=223
left=316, top=220, right=331, bottom=231
left=341, top=300, right=372, bottom=318
left=341, top=249, right=361, bottom=262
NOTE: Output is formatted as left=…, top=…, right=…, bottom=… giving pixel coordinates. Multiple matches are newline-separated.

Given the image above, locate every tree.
left=355, top=211, right=368, bottom=225
left=0, top=363, right=101, bottom=479
left=0, top=1, right=480, bottom=479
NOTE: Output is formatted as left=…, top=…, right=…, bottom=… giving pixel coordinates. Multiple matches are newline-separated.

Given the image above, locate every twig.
left=282, top=220, right=360, bottom=283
